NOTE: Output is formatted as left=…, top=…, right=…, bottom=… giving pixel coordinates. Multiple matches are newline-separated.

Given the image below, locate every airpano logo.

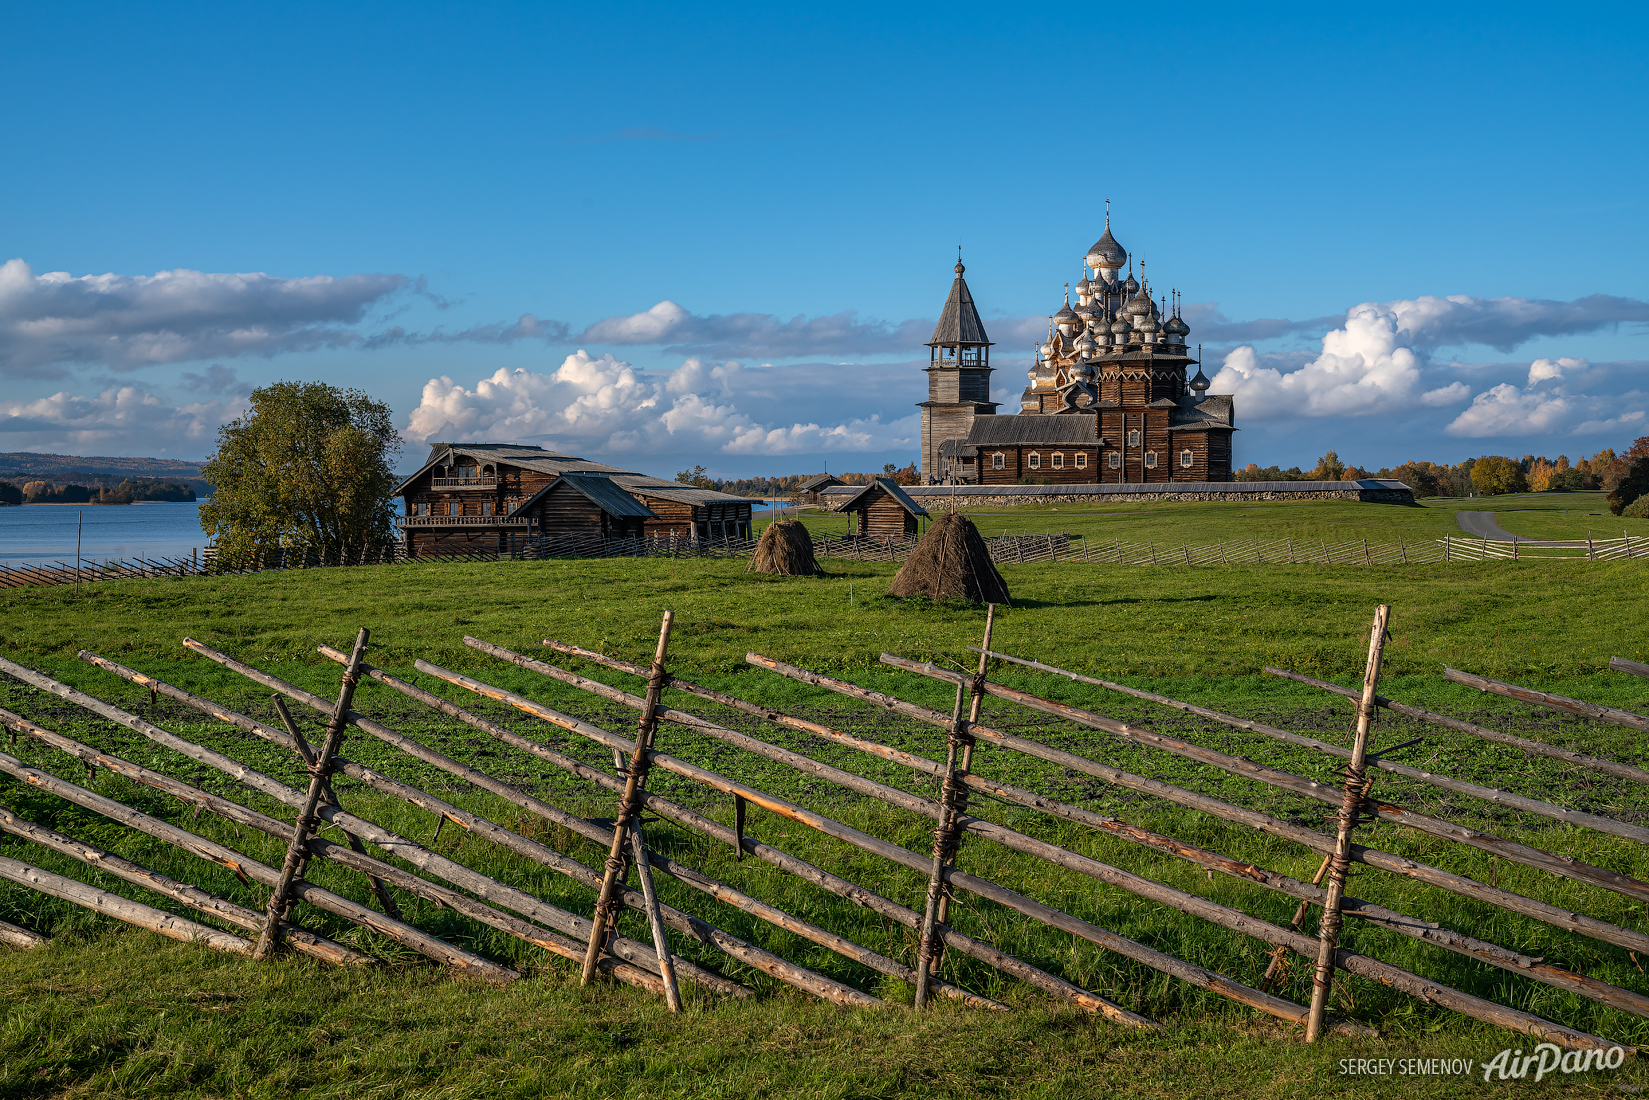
left=1480, top=1044, right=1626, bottom=1083
left=1338, top=1044, right=1628, bottom=1082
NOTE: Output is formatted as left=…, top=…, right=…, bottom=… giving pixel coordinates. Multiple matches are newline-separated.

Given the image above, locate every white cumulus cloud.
left=0, top=386, right=247, bottom=456
left=1419, top=381, right=1472, bottom=406
left=0, top=257, right=406, bottom=373
left=1445, top=384, right=1574, bottom=437
left=1209, top=304, right=1428, bottom=418
left=1527, top=356, right=1588, bottom=385
left=405, top=350, right=917, bottom=457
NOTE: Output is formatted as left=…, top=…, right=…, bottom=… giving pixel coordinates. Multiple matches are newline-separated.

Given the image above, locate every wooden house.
left=395, top=443, right=750, bottom=556
left=832, top=478, right=928, bottom=538
left=796, top=473, right=845, bottom=505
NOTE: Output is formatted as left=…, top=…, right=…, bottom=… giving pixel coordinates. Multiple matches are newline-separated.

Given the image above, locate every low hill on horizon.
left=0, top=451, right=211, bottom=494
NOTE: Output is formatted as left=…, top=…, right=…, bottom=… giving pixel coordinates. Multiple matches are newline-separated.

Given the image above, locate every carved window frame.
left=1075, top=452, right=1087, bottom=469
left=1108, top=452, right=1121, bottom=469
left=1051, top=452, right=1064, bottom=469
left=1128, top=429, right=1141, bottom=447
left=1144, top=451, right=1158, bottom=469
left=991, top=452, right=1005, bottom=469
left=1180, top=449, right=1194, bottom=468
left=1027, top=452, right=1041, bottom=470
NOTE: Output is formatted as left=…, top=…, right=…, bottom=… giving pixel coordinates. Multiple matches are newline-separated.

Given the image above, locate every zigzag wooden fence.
left=2, top=609, right=1648, bottom=1054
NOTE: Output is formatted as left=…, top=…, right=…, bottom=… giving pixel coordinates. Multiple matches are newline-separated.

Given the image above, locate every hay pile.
left=747, top=519, right=821, bottom=575
left=888, top=511, right=1010, bottom=604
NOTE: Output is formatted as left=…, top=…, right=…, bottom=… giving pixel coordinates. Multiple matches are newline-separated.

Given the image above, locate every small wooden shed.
left=797, top=473, right=845, bottom=505
left=510, top=473, right=656, bottom=539
left=832, top=478, right=928, bottom=538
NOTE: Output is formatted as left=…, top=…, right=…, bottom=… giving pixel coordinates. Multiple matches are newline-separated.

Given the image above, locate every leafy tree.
left=1470, top=455, right=1528, bottom=496
left=1308, top=451, right=1347, bottom=480
left=0, top=481, right=20, bottom=507
left=1608, top=454, right=1649, bottom=516
left=674, top=464, right=713, bottom=488
left=200, top=381, right=401, bottom=564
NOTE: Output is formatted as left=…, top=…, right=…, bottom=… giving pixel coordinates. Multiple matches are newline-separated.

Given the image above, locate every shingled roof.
left=964, top=415, right=1099, bottom=447
left=928, top=263, right=992, bottom=347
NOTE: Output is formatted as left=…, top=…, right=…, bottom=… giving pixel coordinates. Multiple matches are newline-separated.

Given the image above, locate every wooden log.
left=272, top=694, right=400, bottom=920
left=255, top=628, right=369, bottom=960
left=880, top=654, right=1649, bottom=907
left=750, top=654, right=1649, bottom=958
left=1264, top=665, right=1649, bottom=784
left=1611, top=656, right=1649, bottom=680
left=445, top=645, right=1364, bottom=1035
left=78, top=657, right=746, bottom=1001
left=988, top=648, right=1649, bottom=836
left=0, top=918, right=47, bottom=949
left=582, top=611, right=679, bottom=1010
left=1444, top=668, right=1649, bottom=732
left=916, top=605, right=995, bottom=1009
left=0, top=802, right=366, bottom=968
left=0, top=854, right=253, bottom=954
left=1307, top=605, right=1389, bottom=1042
left=0, top=747, right=517, bottom=983
left=171, top=643, right=867, bottom=1007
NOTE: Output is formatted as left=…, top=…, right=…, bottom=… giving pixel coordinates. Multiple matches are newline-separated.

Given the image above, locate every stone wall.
left=843, top=480, right=1417, bottom=508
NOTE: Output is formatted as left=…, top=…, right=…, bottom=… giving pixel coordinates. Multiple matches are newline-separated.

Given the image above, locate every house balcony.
left=431, top=476, right=498, bottom=487
left=399, top=515, right=529, bottom=527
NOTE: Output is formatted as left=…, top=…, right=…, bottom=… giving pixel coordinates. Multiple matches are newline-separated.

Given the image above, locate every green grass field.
left=3, top=517, right=1649, bottom=1098
left=773, top=489, right=1649, bottom=547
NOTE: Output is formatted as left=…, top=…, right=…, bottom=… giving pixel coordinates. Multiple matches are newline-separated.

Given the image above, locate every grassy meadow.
left=3, top=501, right=1649, bottom=1098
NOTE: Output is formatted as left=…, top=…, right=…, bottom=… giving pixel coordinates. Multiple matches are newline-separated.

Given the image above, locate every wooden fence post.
left=1306, top=605, right=1390, bottom=1041
left=253, top=627, right=369, bottom=959
left=581, top=610, right=682, bottom=1012
left=915, top=605, right=995, bottom=1008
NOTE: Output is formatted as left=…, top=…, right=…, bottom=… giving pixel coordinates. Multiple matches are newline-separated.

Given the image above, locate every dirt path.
left=1455, top=510, right=1579, bottom=546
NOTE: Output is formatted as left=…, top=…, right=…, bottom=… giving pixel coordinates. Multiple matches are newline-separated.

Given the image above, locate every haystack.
left=888, top=511, right=1010, bottom=604
left=747, top=519, right=821, bottom=575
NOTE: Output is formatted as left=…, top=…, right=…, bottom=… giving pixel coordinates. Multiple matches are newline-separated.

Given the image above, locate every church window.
left=1028, top=452, right=1041, bottom=470
left=1144, top=451, right=1158, bottom=469
left=991, top=453, right=1005, bottom=469
left=1051, top=452, right=1064, bottom=469
left=1128, top=430, right=1141, bottom=447
left=1075, top=452, right=1087, bottom=469
left=1108, top=452, right=1121, bottom=469
left=1181, top=449, right=1194, bottom=468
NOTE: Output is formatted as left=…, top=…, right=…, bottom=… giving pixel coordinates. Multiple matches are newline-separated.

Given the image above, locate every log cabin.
left=395, top=443, right=752, bottom=557
left=831, top=477, right=928, bottom=538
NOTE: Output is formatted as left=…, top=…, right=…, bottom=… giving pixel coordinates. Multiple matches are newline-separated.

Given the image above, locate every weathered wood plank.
left=1445, top=668, right=1649, bottom=732
left=0, top=918, right=47, bottom=949
left=1265, top=665, right=1649, bottom=784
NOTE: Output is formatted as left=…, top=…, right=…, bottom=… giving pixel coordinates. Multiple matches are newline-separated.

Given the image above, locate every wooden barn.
left=796, top=473, right=844, bottom=505
left=395, top=443, right=751, bottom=557
left=511, top=473, right=656, bottom=539
left=832, top=478, right=928, bottom=538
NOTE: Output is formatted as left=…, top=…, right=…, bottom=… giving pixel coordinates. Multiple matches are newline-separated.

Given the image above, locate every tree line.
left=1236, top=439, right=1649, bottom=515
left=0, top=478, right=197, bottom=506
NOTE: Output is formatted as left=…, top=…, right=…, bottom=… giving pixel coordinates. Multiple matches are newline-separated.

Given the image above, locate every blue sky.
left=3, top=2, right=1646, bottom=478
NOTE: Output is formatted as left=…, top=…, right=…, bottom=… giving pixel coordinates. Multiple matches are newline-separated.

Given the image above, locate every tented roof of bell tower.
left=928, top=261, right=993, bottom=347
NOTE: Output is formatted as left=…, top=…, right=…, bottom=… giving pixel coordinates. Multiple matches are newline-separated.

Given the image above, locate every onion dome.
left=1074, top=329, right=1098, bottom=357
left=1076, top=277, right=1093, bottom=295
left=1123, top=272, right=1140, bottom=294
left=1189, top=367, right=1210, bottom=393
left=1053, top=304, right=1080, bottom=327
left=1126, top=287, right=1153, bottom=316
left=1110, top=314, right=1132, bottom=335
left=1164, top=314, right=1189, bottom=338
left=1085, top=219, right=1128, bottom=272
left=1137, top=313, right=1159, bottom=334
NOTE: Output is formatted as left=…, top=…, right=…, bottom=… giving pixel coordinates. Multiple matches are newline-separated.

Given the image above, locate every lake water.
left=0, top=495, right=800, bottom=567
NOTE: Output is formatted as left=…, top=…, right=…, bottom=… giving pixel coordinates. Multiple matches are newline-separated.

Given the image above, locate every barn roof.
left=829, top=477, right=929, bottom=517
left=508, top=473, right=657, bottom=519
left=797, top=473, right=844, bottom=491
left=964, top=415, right=1099, bottom=447
left=611, top=474, right=753, bottom=507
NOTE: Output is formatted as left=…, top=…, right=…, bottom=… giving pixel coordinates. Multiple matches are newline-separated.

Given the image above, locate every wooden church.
left=919, top=215, right=1235, bottom=485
